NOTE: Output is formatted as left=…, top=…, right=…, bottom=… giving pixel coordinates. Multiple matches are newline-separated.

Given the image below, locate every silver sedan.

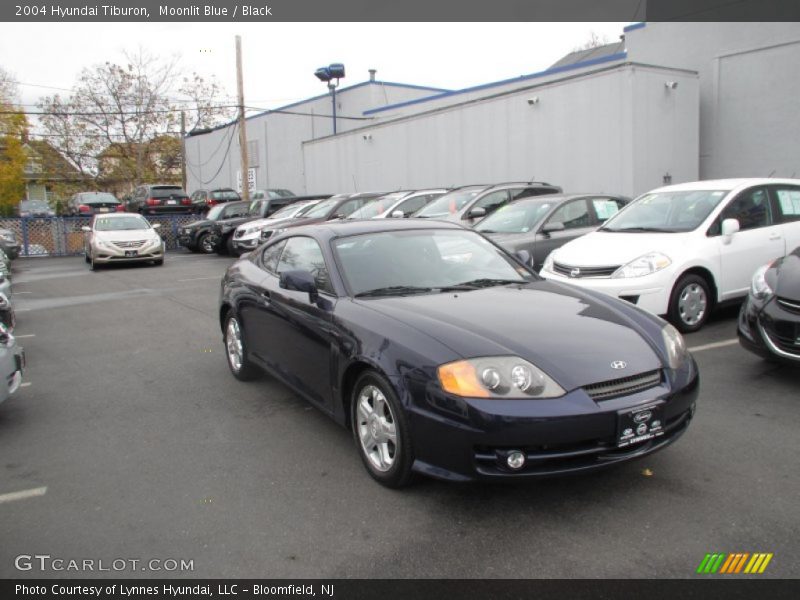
left=82, top=213, right=165, bottom=270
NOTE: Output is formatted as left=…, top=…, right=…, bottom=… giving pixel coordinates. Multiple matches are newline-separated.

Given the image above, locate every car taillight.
left=78, top=204, right=91, bottom=213
left=181, top=197, right=191, bottom=205
left=145, top=197, right=161, bottom=206
left=207, top=199, right=217, bottom=206
left=115, top=204, right=126, bottom=212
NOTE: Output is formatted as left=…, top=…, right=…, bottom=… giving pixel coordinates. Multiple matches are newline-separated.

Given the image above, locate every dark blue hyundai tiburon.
left=220, top=219, right=698, bottom=487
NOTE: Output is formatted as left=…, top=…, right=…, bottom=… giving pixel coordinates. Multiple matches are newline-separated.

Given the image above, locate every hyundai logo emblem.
left=610, top=360, right=627, bottom=369
left=570, top=268, right=581, bottom=278
left=633, top=410, right=652, bottom=424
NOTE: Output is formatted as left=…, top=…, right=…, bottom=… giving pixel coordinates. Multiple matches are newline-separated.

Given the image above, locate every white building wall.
left=625, top=22, right=800, bottom=179
left=302, top=64, right=699, bottom=198
left=184, top=80, right=444, bottom=195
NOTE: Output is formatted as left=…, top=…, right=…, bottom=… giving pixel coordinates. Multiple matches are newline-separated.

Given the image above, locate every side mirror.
left=468, top=207, right=487, bottom=219
left=721, top=218, right=740, bottom=237
left=279, top=269, right=319, bottom=303
left=391, top=210, right=405, bottom=219
left=151, top=223, right=162, bottom=229
left=541, top=221, right=565, bottom=235
left=514, top=249, right=532, bottom=266
left=81, top=226, right=91, bottom=232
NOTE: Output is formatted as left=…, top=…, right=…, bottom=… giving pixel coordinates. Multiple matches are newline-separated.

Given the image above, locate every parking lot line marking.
left=15, top=334, right=36, bottom=338
left=178, top=276, right=220, bottom=282
left=688, top=339, right=739, bottom=352
left=0, top=486, right=47, bottom=505
left=15, top=291, right=32, bottom=295
left=20, top=382, right=31, bottom=388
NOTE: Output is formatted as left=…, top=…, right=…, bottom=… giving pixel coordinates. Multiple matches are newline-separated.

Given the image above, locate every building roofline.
left=188, top=79, right=451, bottom=137
left=362, top=51, right=629, bottom=116
left=623, top=22, right=646, bottom=33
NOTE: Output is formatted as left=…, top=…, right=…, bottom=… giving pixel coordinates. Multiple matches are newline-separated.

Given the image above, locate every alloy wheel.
left=356, top=385, right=398, bottom=472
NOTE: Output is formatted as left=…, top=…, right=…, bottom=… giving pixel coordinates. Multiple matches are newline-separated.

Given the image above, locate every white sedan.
left=82, top=213, right=165, bottom=270
left=541, top=178, right=800, bottom=332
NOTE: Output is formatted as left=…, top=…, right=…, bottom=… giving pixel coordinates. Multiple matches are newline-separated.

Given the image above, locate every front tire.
left=668, top=274, right=711, bottom=333
left=198, top=233, right=216, bottom=254
left=223, top=312, right=260, bottom=381
left=351, top=370, right=414, bottom=488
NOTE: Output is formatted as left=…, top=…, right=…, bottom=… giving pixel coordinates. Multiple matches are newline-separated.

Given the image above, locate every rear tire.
left=351, top=370, right=414, bottom=488
left=668, top=274, right=712, bottom=333
left=223, top=312, right=260, bottom=381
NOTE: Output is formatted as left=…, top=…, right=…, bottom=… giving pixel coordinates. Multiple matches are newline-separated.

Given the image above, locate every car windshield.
left=150, top=187, right=184, bottom=198
left=95, top=216, right=150, bottom=231
left=206, top=205, right=226, bottom=220
left=270, top=202, right=313, bottom=219
left=302, top=198, right=338, bottom=218
left=334, top=229, right=532, bottom=297
left=347, top=193, right=407, bottom=219
left=268, top=189, right=295, bottom=198
left=600, top=190, right=728, bottom=233
left=415, top=188, right=484, bottom=217
left=211, top=190, right=239, bottom=200
left=475, top=199, right=556, bottom=233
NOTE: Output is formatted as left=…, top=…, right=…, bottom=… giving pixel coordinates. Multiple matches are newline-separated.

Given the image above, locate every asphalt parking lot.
left=1, top=253, right=798, bottom=579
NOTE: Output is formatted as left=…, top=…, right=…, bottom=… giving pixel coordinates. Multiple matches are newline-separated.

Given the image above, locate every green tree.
left=0, top=66, right=28, bottom=216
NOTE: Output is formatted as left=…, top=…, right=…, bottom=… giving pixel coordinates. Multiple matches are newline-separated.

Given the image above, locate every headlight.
left=750, top=263, right=774, bottom=301
left=273, top=227, right=287, bottom=235
left=542, top=253, right=554, bottom=272
left=244, top=225, right=265, bottom=236
left=96, top=239, right=111, bottom=248
left=612, top=252, right=671, bottom=278
left=0, top=233, right=15, bottom=242
left=661, top=323, right=688, bottom=369
left=437, top=357, right=565, bottom=399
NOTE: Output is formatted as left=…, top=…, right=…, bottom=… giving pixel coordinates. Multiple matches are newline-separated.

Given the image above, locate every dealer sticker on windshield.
left=617, top=403, right=665, bottom=447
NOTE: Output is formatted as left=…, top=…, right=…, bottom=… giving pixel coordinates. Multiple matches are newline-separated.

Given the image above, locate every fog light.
left=506, top=450, right=526, bottom=470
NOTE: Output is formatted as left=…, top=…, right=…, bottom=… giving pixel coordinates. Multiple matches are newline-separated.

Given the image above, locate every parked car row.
left=0, top=237, right=26, bottom=409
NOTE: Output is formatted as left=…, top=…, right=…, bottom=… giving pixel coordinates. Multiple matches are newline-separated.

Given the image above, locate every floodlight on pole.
left=314, top=63, right=346, bottom=134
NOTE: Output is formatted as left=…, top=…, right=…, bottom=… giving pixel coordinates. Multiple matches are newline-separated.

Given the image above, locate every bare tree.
left=573, top=31, right=610, bottom=52
left=179, top=72, right=236, bottom=132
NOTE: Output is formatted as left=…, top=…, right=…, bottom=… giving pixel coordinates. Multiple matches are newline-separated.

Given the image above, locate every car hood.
left=218, top=216, right=254, bottom=230
left=185, top=219, right=212, bottom=230
left=238, top=215, right=299, bottom=231
left=95, top=229, right=159, bottom=241
left=553, top=230, right=691, bottom=266
left=483, top=232, right=529, bottom=246
left=775, top=249, right=800, bottom=300
left=358, top=281, right=664, bottom=390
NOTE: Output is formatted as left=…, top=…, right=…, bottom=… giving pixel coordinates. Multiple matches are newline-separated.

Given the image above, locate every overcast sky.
left=1, top=22, right=629, bottom=129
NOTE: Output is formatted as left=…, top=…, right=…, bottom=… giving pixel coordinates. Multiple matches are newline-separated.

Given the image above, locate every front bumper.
left=232, top=236, right=260, bottom=252
left=92, top=242, right=164, bottom=264
left=738, top=295, right=800, bottom=363
left=541, top=268, right=673, bottom=316
left=404, top=361, right=699, bottom=481
left=2, top=244, right=20, bottom=260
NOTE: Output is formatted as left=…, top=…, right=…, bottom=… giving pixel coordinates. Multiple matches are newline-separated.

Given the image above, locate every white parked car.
left=231, top=199, right=323, bottom=254
left=346, top=189, right=448, bottom=220
left=540, top=178, right=800, bottom=332
left=82, top=213, right=165, bottom=270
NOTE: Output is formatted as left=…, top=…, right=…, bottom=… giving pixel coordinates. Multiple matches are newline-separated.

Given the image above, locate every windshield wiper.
left=601, top=226, right=675, bottom=233
left=438, top=278, right=525, bottom=291
left=354, top=286, right=433, bottom=298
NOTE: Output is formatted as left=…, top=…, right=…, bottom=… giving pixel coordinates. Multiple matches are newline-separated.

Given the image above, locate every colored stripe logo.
left=697, top=553, right=773, bottom=574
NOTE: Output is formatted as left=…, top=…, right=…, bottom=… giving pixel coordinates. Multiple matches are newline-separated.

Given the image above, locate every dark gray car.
left=413, top=182, right=562, bottom=226
left=475, top=194, right=629, bottom=270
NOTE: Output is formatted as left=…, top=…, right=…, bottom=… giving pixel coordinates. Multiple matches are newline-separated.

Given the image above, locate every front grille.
left=583, top=370, right=662, bottom=401
left=764, top=327, right=800, bottom=356
left=552, top=261, right=620, bottom=278
left=112, top=240, right=146, bottom=249
left=777, top=297, right=800, bottom=315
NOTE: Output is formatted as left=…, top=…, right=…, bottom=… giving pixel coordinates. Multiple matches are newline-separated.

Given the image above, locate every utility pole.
left=236, top=35, right=250, bottom=203
left=180, top=110, right=187, bottom=191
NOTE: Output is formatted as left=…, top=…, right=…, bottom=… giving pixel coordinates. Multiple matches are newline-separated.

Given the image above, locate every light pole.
left=314, top=63, right=345, bottom=135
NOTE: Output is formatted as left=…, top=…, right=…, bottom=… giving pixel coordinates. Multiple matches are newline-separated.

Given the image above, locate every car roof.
left=92, top=212, right=145, bottom=218
left=280, top=217, right=464, bottom=240
left=648, top=178, right=800, bottom=194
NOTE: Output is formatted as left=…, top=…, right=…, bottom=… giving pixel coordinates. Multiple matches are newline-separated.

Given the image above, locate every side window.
left=511, top=187, right=541, bottom=201
left=591, top=198, right=623, bottom=223
left=772, top=186, right=800, bottom=223
left=261, top=240, right=287, bottom=274
left=719, top=187, right=771, bottom=231
left=547, top=200, right=591, bottom=230
left=276, top=237, right=333, bottom=294
left=332, top=199, right=361, bottom=218
left=474, top=190, right=510, bottom=214
left=397, top=195, right=430, bottom=216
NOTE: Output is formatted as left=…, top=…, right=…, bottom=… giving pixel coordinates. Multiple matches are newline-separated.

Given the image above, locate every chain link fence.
left=0, top=215, right=203, bottom=257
